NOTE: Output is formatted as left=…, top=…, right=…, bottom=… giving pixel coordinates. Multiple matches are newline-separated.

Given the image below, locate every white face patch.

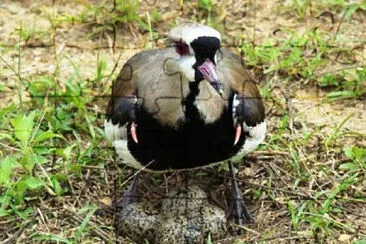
left=169, top=24, right=221, bottom=83
left=168, top=24, right=221, bottom=45
left=176, top=55, right=196, bottom=81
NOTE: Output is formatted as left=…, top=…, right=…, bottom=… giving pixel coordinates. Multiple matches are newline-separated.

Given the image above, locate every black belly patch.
left=127, top=107, right=245, bottom=171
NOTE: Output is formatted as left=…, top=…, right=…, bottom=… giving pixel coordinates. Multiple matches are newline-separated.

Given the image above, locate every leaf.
left=353, top=240, right=366, bottom=244
left=14, top=207, right=33, bottom=220
left=0, top=157, right=17, bottom=186
left=33, top=146, right=53, bottom=155
left=0, top=133, right=17, bottom=144
left=0, top=207, right=9, bottom=217
left=51, top=177, right=62, bottom=197
left=34, top=130, right=60, bottom=143
left=343, top=147, right=354, bottom=159
left=21, top=153, right=47, bottom=173
left=84, top=114, right=95, bottom=139
left=24, top=177, right=45, bottom=189
left=75, top=205, right=98, bottom=241
left=339, top=163, right=356, bottom=171
left=21, top=152, right=36, bottom=173
left=205, top=232, right=213, bottom=244
left=31, top=233, right=72, bottom=244
left=344, top=4, right=359, bottom=20
left=10, top=112, right=36, bottom=147
left=14, top=177, right=44, bottom=204
left=353, top=147, right=366, bottom=163
left=326, top=90, right=356, bottom=100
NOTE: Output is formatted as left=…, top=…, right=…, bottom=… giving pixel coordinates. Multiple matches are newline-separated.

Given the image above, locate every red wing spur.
left=104, top=23, right=266, bottom=232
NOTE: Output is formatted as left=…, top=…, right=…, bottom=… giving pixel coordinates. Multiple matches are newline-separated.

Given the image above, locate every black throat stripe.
left=182, top=81, right=201, bottom=121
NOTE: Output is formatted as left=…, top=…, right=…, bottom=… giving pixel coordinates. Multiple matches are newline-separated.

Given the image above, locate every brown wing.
left=106, top=56, right=138, bottom=125
left=218, top=49, right=265, bottom=126
left=106, top=48, right=188, bottom=127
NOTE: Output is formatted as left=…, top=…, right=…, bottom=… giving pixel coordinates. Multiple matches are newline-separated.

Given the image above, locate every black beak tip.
left=210, top=81, right=224, bottom=95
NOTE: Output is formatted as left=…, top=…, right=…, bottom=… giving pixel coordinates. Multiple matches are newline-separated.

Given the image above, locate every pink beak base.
left=197, top=58, right=219, bottom=83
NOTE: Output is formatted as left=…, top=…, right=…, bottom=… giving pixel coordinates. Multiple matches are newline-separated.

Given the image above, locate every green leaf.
left=84, top=114, right=95, bottom=139
left=0, top=207, right=10, bottom=217
left=75, top=205, right=98, bottom=241
left=14, top=177, right=44, bottom=204
left=10, top=112, right=35, bottom=147
left=17, top=176, right=45, bottom=193
left=339, top=163, right=356, bottom=171
left=34, top=130, right=60, bottom=143
left=288, top=200, right=298, bottom=230
left=21, top=152, right=36, bottom=173
left=0, top=157, right=17, bottom=186
left=13, top=207, right=33, bottom=220
left=353, top=240, right=366, bottom=244
left=326, top=90, right=356, bottom=100
left=205, top=232, right=212, bottom=244
left=0, top=133, right=17, bottom=144
left=344, top=147, right=354, bottom=159
left=353, top=147, right=366, bottom=163
left=20, top=152, right=47, bottom=172
left=51, top=177, right=62, bottom=197
left=344, top=4, right=359, bottom=20
left=24, top=177, right=45, bottom=189
left=33, top=146, right=54, bottom=155
left=31, top=233, right=72, bottom=244
left=198, top=0, right=212, bottom=11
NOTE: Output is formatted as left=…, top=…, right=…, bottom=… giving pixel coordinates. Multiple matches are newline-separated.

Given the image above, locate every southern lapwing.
left=105, top=23, right=266, bottom=228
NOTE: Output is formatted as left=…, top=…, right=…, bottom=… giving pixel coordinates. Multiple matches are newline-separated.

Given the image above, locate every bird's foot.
left=227, top=188, right=254, bottom=226
left=228, top=161, right=254, bottom=235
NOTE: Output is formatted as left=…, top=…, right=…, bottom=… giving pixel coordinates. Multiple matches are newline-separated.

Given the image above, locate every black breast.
left=127, top=94, right=245, bottom=171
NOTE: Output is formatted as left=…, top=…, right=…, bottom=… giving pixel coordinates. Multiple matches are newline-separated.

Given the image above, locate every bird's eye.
left=174, top=41, right=189, bottom=56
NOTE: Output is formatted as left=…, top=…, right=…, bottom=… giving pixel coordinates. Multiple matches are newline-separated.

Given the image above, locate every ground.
left=0, top=0, right=365, bottom=243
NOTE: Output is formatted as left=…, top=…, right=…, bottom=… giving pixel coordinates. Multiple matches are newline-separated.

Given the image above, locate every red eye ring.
left=174, top=41, right=189, bottom=56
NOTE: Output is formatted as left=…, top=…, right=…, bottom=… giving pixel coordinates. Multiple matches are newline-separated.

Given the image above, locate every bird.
left=104, top=23, right=266, bottom=228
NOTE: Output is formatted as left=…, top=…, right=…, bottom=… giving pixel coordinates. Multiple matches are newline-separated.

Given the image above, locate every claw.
left=130, top=122, right=138, bottom=144
left=234, top=124, right=242, bottom=146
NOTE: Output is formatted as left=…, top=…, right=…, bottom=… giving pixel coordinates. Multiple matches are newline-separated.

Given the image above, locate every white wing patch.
left=232, top=93, right=239, bottom=126
left=104, top=119, right=127, bottom=142
left=104, top=120, right=143, bottom=169
left=113, top=140, right=143, bottom=169
left=241, top=121, right=267, bottom=154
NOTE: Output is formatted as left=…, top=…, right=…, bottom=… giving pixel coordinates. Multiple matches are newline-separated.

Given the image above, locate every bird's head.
left=168, top=24, right=223, bottom=95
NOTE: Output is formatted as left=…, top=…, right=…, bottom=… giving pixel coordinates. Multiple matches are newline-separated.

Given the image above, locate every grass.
left=0, top=0, right=365, bottom=243
left=281, top=0, right=366, bottom=20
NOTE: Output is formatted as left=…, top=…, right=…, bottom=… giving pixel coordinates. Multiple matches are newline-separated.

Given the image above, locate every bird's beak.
left=198, top=58, right=223, bottom=95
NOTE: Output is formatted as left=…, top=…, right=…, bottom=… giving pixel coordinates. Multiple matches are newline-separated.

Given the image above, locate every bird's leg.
left=96, top=174, right=139, bottom=219
left=228, top=160, right=254, bottom=230
left=116, top=174, right=139, bottom=210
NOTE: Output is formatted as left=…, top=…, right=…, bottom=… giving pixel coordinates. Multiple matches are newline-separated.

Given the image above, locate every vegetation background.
left=0, top=0, right=365, bottom=243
